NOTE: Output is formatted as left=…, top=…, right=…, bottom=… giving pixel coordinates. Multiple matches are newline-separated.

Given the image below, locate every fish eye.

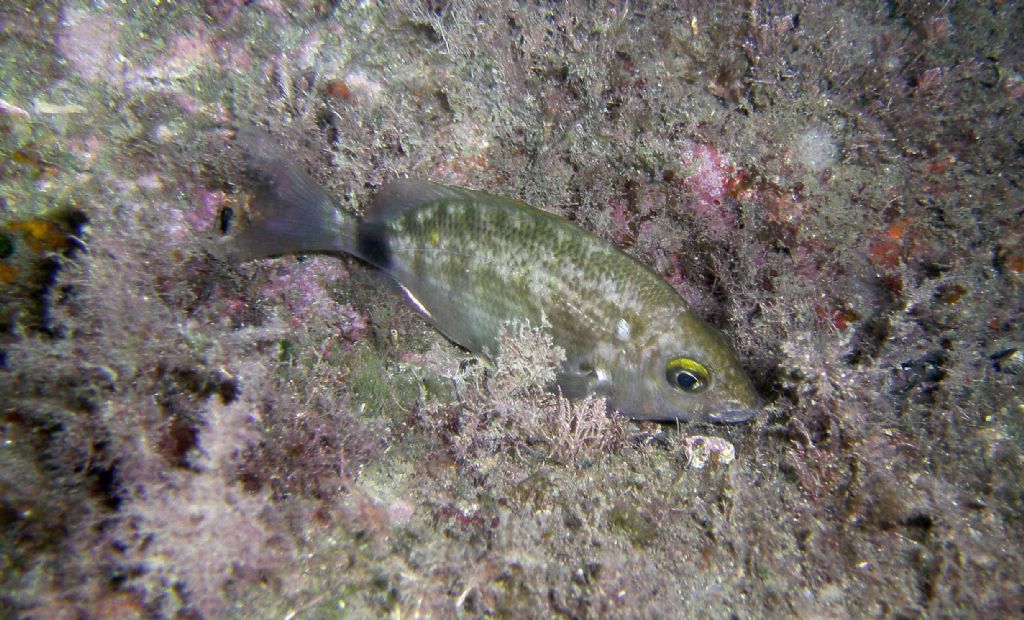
left=665, top=357, right=709, bottom=393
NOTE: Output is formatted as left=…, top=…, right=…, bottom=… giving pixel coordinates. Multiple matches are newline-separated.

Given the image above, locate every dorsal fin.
left=366, top=179, right=522, bottom=224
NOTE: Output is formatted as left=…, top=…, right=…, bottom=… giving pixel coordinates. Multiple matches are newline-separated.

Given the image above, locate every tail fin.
left=223, top=127, right=355, bottom=261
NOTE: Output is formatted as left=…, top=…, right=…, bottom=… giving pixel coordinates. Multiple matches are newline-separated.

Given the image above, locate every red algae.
left=1, top=1, right=1022, bottom=617
left=676, top=142, right=739, bottom=238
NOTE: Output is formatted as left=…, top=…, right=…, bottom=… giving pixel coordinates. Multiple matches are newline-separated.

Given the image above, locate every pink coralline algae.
left=57, top=10, right=124, bottom=83
left=677, top=143, right=738, bottom=238
left=185, top=189, right=228, bottom=231
left=682, top=144, right=730, bottom=204
left=608, top=197, right=657, bottom=246
left=258, top=261, right=366, bottom=342
left=161, top=188, right=228, bottom=244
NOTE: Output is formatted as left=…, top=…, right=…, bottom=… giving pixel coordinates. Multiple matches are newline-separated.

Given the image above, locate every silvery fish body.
left=230, top=130, right=760, bottom=422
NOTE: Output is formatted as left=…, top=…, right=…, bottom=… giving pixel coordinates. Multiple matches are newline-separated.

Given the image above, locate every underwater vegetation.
left=0, top=1, right=1022, bottom=618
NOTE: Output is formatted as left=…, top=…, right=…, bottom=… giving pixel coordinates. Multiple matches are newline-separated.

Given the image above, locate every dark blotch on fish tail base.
left=356, top=220, right=392, bottom=269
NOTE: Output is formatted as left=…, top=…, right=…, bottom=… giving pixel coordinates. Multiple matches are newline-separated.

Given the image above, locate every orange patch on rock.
left=1005, top=253, right=1024, bottom=274
left=868, top=218, right=923, bottom=270
left=0, top=262, right=19, bottom=285
left=8, top=219, right=69, bottom=252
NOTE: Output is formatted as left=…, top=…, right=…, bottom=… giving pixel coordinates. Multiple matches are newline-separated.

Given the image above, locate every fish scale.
left=385, top=198, right=643, bottom=355
left=229, top=129, right=761, bottom=422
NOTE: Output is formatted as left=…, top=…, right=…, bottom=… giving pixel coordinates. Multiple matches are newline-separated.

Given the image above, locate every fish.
left=226, top=128, right=760, bottom=423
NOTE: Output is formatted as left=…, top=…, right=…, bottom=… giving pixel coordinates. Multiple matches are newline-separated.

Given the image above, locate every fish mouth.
left=706, top=407, right=758, bottom=424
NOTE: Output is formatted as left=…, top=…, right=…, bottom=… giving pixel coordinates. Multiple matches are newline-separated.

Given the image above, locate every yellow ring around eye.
left=666, top=357, right=710, bottom=393
left=667, top=357, right=709, bottom=379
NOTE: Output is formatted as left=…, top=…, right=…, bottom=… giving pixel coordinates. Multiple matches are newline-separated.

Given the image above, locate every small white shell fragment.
left=34, top=100, right=87, bottom=114
left=682, top=435, right=736, bottom=470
